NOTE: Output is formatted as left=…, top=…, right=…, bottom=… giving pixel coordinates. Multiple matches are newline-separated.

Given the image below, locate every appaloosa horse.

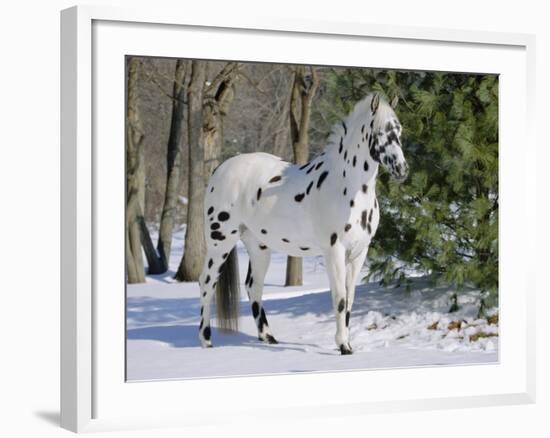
left=197, top=93, right=408, bottom=354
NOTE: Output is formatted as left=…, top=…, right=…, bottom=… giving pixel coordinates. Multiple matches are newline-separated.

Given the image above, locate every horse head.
left=369, top=94, right=409, bottom=182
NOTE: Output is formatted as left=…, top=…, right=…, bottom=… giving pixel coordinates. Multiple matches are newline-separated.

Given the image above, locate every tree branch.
left=140, top=59, right=188, bottom=104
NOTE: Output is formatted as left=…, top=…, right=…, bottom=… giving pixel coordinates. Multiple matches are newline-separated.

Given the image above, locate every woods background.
left=126, top=56, right=498, bottom=311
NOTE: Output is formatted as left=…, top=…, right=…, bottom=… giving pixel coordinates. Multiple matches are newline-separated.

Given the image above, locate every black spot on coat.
left=252, top=301, right=260, bottom=318
left=211, top=231, right=226, bottom=241
left=260, top=308, right=268, bottom=326
left=361, top=210, right=368, bottom=230
left=295, top=193, right=305, bottom=202
left=203, top=326, right=211, bottom=341
left=218, top=211, right=230, bottom=221
left=317, top=171, right=329, bottom=189
left=257, top=188, right=262, bottom=201
left=269, top=175, right=282, bottom=183
left=330, top=233, right=338, bottom=246
left=210, top=222, right=220, bottom=230
left=258, top=308, right=268, bottom=332
left=245, top=262, right=251, bottom=286
left=338, top=299, right=345, bottom=313
left=306, top=181, right=314, bottom=195
left=345, top=224, right=351, bottom=232
left=207, top=206, right=214, bottom=215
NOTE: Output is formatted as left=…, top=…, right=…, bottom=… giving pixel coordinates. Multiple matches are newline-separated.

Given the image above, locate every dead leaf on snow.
left=448, top=320, right=462, bottom=331
left=487, top=314, right=499, bottom=325
left=469, top=332, right=498, bottom=342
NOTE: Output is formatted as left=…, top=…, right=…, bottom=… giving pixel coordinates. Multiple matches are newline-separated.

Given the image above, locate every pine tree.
left=313, top=68, right=499, bottom=303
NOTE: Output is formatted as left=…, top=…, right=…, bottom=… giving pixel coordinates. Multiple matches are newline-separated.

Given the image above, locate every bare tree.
left=223, top=64, right=293, bottom=159
left=285, top=66, right=320, bottom=286
left=176, top=61, right=208, bottom=281
left=175, top=61, right=240, bottom=281
left=157, top=59, right=188, bottom=271
left=126, top=57, right=146, bottom=284
left=203, top=62, right=240, bottom=178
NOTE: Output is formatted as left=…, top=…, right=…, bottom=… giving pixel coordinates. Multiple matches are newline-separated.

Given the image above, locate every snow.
left=127, top=225, right=498, bottom=381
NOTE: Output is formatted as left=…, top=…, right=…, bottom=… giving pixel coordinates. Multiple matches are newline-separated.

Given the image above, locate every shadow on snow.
left=127, top=276, right=477, bottom=350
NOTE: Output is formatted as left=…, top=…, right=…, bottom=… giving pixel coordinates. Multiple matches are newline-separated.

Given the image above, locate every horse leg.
left=241, top=229, right=278, bottom=344
left=198, top=232, right=240, bottom=348
left=324, top=243, right=350, bottom=354
left=344, top=248, right=368, bottom=351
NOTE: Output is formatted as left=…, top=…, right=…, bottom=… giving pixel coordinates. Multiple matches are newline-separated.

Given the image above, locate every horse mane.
left=325, top=94, right=395, bottom=151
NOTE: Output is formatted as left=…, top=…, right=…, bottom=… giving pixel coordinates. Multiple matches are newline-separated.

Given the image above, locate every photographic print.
left=125, top=57, right=499, bottom=381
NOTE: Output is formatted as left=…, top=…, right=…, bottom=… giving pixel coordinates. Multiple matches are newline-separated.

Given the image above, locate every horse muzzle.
left=394, top=162, right=409, bottom=182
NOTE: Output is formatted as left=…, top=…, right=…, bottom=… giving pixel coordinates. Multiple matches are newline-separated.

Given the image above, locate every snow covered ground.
left=127, top=225, right=498, bottom=381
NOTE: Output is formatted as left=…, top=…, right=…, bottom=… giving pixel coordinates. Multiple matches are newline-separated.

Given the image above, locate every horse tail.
left=216, top=246, right=240, bottom=331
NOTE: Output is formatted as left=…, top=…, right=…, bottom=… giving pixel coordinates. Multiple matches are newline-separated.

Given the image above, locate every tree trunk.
left=285, top=66, right=319, bottom=286
left=176, top=61, right=207, bottom=281
left=157, top=59, right=188, bottom=272
left=203, top=62, right=239, bottom=180
left=272, top=89, right=292, bottom=160
left=126, top=57, right=146, bottom=283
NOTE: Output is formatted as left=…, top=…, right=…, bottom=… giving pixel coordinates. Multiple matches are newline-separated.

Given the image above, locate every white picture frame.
left=60, top=4, right=536, bottom=433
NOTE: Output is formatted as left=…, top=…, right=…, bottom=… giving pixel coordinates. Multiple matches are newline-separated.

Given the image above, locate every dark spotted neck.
left=326, top=119, right=379, bottom=199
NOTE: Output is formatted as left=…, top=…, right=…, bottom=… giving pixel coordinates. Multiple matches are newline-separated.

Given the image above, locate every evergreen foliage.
left=312, top=68, right=499, bottom=302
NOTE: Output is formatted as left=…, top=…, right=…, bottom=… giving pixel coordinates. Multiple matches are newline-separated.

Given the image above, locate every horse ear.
left=371, top=93, right=380, bottom=113
left=390, top=95, right=399, bottom=109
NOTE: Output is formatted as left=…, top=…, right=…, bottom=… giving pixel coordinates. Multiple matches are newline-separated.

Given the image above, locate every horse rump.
left=215, top=247, right=240, bottom=331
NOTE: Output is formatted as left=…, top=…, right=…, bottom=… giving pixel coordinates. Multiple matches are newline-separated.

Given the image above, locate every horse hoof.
left=265, top=334, right=279, bottom=344
left=340, top=344, right=353, bottom=355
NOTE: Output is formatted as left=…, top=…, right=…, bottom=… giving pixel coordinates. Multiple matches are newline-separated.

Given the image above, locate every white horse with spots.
left=198, top=93, right=408, bottom=354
